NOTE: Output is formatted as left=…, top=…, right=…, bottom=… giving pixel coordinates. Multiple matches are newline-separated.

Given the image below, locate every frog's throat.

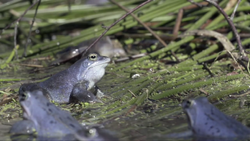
left=185, top=112, right=194, bottom=129
left=21, top=102, right=32, bottom=121
left=78, top=60, right=109, bottom=79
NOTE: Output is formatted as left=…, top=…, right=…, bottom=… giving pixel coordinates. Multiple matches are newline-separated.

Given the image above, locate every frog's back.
left=192, top=97, right=250, bottom=138
left=29, top=93, right=84, bottom=137
left=38, top=69, right=77, bottom=103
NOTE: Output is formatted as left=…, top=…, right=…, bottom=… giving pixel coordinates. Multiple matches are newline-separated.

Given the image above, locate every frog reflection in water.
left=9, top=84, right=118, bottom=141
left=37, top=53, right=110, bottom=103
left=182, top=97, right=250, bottom=140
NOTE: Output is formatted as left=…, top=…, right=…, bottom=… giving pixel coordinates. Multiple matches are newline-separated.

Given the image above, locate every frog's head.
left=19, top=91, right=38, bottom=120
left=81, top=53, right=110, bottom=70
left=19, top=83, right=52, bottom=102
left=77, top=53, right=111, bottom=88
left=182, top=97, right=210, bottom=132
left=19, top=84, right=51, bottom=126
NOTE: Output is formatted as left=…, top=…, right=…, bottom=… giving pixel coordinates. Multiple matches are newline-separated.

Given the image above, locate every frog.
left=51, top=36, right=126, bottom=65
left=37, top=53, right=110, bottom=103
left=10, top=84, right=118, bottom=141
left=182, top=97, right=250, bottom=140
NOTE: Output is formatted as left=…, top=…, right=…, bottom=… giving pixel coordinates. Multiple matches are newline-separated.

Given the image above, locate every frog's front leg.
left=70, top=82, right=101, bottom=103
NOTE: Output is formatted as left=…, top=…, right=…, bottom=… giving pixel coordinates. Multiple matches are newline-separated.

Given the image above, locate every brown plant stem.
left=188, top=0, right=249, bottom=62
left=187, top=0, right=206, bottom=7
left=14, top=22, right=18, bottom=60
left=205, top=0, right=247, bottom=59
left=23, top=0, right=41, bottom=57
left=82, top=0, right=153, bottom=56
left=109, top=0, right=180, bottom=62
left=0, top=0, right=40, bottom=34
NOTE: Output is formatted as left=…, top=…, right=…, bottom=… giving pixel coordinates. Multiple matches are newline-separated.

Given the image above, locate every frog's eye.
left=182, top=100, right=193, bottom=109
left=19, top=92, right=29, bottom=101
left=88, top=53, right=98, bottom=61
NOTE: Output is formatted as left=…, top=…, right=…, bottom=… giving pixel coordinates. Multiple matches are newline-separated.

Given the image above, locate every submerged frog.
left=182, top=97, right=250, bottom=140
left=10, top=84, right=118, bottom=141
left=37, top=53, right=110, bottom=103
left=51, top=36, right=126, bottom=65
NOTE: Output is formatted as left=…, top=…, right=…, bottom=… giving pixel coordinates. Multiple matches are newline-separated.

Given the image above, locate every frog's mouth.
left=91, top=61, right=109, bottom=68
left=84, top=57, right=111, bottom=73
left=90, top=57, right=111, bottom=67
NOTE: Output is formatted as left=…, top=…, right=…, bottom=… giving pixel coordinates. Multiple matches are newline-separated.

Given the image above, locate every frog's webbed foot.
left=94, top=85, right=111, bottom=99
left=71, top=83, right=101, bottom=103
left=96, top=88, right=105, bottom=98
